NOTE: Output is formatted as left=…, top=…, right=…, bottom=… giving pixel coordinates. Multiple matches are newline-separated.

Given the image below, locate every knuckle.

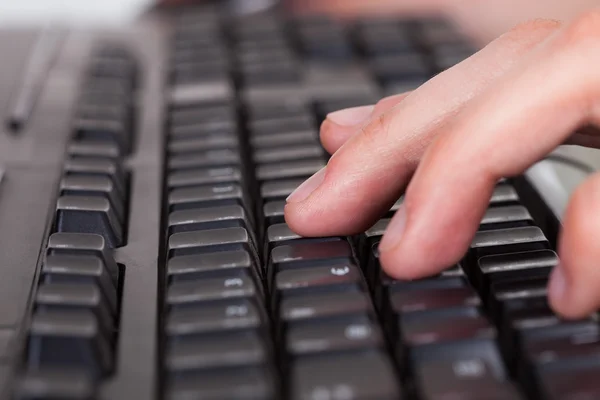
left=359, top=110, right=390, bottom=142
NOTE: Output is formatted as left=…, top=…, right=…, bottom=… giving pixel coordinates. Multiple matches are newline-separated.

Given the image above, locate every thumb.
left=549, top=172, right=600, bottom=319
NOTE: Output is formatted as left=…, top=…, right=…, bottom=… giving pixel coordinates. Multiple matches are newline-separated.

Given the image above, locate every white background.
left=0, top=0, right=151, bottom=25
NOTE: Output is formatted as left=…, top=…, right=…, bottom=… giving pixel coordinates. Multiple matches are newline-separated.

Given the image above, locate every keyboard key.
left=271, top=240, right=353, bottom=271
left=170, top=104, right=235, bottom=131
left=169, top=184, right=248, bottom=211
left=480, top=205, right=533, bottom=230
left=47, top=233, right=119, bottom=284
left=167, top=274, right=256, bottom=307
left=168, top=135, right=239, bottom=154
left=287, top=315, right=382, bottom=355
left=60, top=175, right=125, bottom=222
left=251, top=130, right=318, bottom=148
left=261, top=178, right=305, bottom=200
left=167, top=299, right=263, bottom=337
left=168, top=166, right=242, bottom=189
left=167, top=366, right=274, bottom=400
left=291, top=351, right=399, bottom=400
left=468, top=227, right=549, bottom=264
left=490, top=184, right=520, bottom=205
left=253, top=144, right=323, bottom=164
left=169, top=149, right=241, bottom=170
left=64, top=157, right=126, bottom=196
left=15, top=370, right=96, bottom=400
left=27, top=310, right=113, bottom=379
left=263, top=201, right=286, bottom=225
left=73, top=117, right=131, bottom=154
left=168, top=250, right=254, bottom=282
left=166, top=330, right=267, bottom=372
left=390, top=286, right=481, bottom=315
left=281, top=291, right=372, bottom=322
left=42, top=254, right=117, bottom=312
left=256, top=159, right=325, bottom=181
left=168, top=205, right=251, bottom=234
left=276, top=264, right=363, bottom=296
left=537, top=365, right=600, bottom=400
left=250, top=114, right=314, bottom=136
left=168, top=227, right=254, bottom=257
left=68, top=141, right=121, bottom=161
left=55, top=196, right=123, bottom=248
left=170, top=118, right=237, bottom=138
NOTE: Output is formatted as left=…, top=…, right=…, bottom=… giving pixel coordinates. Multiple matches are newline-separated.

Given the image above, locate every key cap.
left=168, top=135, right=239, bottom=155
left=35, top=282, right=114, bottom=339
left=170, top=104, right=234, bottom=130
left=287, top=315, right=382, bottom=355
left=256, top=159, right=325, bottom=181
left=270, top=240, right=354, bottom=271
left=468, top=227, right=549, bottom=265
left=476, top=250, right=558, bottom=296
left=168, top=205, right=250, bottom=235
left=170, top=118, right=237, bottom=138
left=166, top=331, right=267, bottom=372
left=276, top=264, right=363, bottom=296
left=480, top=205, right=533, bottom=231
left=168, top=166, right=242, bottom=189
left=55, top=196, right=123, bottom=248
left=538, top=365, right=600, bottom=400
left=370, top=53, right=431, bottom=85
left=261, top=178, right=305, bottom=200
left=60, top=175, right=125, bottom=222
left=414, top=358, right=520, bottom=400
left=169, top=184, right=248, bottom=211
left=167, top=298, right=263, bottom=337
left=390, top=286, right=480, bottom=315
left=251, top=130, right=318, bottom=148
left=169, top=149, right=241, bottom=170
left=168, top=227, right=254, bottom=257
left=15, top=369, right=95, bottom=400
left=64, top=157, right=126, bottom=196
left=281, top=291, right=372, bottom=322
left=68, top=141, right=121, bottom=161
left=253, top=145, right=323, bottom=164
left=490, top=184, right=520, bottom=205
left=167, top=274, right=256, bottom=307
left=73, top=117, right=131, bottom=154
left=170, top=80, right=234, bottom=106
left=291, top=351, right=399, bottom=400
left=47, top=233, right=119, bottom=283
left=42, top=254, right=117, bottom=312
left=167, top=366, right=274, bottom=400
left=168, top=250, right=254, bottom=282
left=263, top=201, right=286, bottom=225
left=27, top=310, right=113, bottom=379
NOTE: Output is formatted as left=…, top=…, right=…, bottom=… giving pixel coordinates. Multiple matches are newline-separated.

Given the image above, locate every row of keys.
left=55, top=45, right=138, bottom=248
left=16, top=233, right=123, bottom=399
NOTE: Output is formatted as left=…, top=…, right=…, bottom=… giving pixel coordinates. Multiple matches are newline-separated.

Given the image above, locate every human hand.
left=284, top=12, right=600, bottom=319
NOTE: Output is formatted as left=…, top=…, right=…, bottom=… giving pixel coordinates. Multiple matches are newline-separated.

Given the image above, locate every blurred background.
left=0, top=0, right=149, bottom=25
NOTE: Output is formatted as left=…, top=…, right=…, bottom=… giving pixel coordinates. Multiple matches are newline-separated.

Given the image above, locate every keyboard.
left=1, top=3, right=600, bottom=400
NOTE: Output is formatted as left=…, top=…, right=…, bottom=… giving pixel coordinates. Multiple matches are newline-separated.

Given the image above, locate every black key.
left=170, top=118, right=237, bottom=138
left=276, top=264, right=363, bottom=299
left=42, top=254, right=117, bottom=314
left=468, top=227, right=549, bottom=264
left=267, top=223, right=302, bottom=246
left=281, top=291, right=372, bottom=322
left=167, top=366, right=274, bottom=400
left=167, top=274, right=256, bottom=307
left=490, top=184, right=520, bottom=205
left=247, top=101, right=307, bottom=121
left=170, top=104, right=234, bottom=130
left=68, top=141, right=121, bottom=161
left=60, top=175, right=125, bottom=222
left=168, top=250, right=254, bottom=282
left=291, top=351, right=399, bottom=400
left=35, top=282, right=114, bottom=338
left=256, top=159, right=325, bottom=181
left=167, top=299, right=263, bottom=337
left=261, top=178, right=305, bottom=200
left=253, top=145, right=323, bottom=164
left=166, top=331, right=267, bottom=372
left=46, top=233, right=119, bottom=283
left=390, top=286, right=480, bottom=315
left=241, top=61, right=300, bottom=86
left=168, top=135, right=239, bottom=154
left=476, top=250, right=558, bottom=296
left=263, top=201, right=286, bottom=225
left=73, top=117, right=130, bottom=154
left=250, top=114, right=314, bottom=136
left=287, top=315, right=382, bottom=355
left=251, top=130, right=318, bottom=148
left=55, top=196, right=123, bottom=248
left=15, top=370, right=95, bottom=400
left=370, top=53, right=431, bottom=84
left=168, top=205, right=250, bottom=235
left=271, top=240, right=353, bottom=271
left=64, top=157, right=126, bottom=196
left=27, top=310, right=113, bottom=379
left=538, top=365, right=600, bottom=400
left=489, top=277, right=549, bottom=324
left=479, top=205, right=533, bottom=230
left=168, top=166, right=242, bottom=189
left=168, top=227, right=254, bottom=257
left=169, top=184, right=248, bottom=211
left=414, top=358, right=520, bottom=400
left=169, top=80, right=234, bottom=106
left=169, top=149, right=241, bottom=170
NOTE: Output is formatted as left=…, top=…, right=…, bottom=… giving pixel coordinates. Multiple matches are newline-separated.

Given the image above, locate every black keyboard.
left=1, top=4, right=600, bottom=400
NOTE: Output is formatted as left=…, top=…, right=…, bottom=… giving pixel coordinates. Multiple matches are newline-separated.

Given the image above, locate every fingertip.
left=319, top=119, right=354, bottom=155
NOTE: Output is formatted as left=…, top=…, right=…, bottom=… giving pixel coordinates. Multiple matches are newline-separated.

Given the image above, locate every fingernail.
left=327, top=105, right=374, bottom=127
left=549, top=265, right=568, bottom=302
left=286, top=167, right=327, bottom=203
left=378, top=204, right=407, bottom=252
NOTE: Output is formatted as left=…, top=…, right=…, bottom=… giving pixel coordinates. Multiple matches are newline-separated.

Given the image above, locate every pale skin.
left=162, top=0, right=600, bottom=319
